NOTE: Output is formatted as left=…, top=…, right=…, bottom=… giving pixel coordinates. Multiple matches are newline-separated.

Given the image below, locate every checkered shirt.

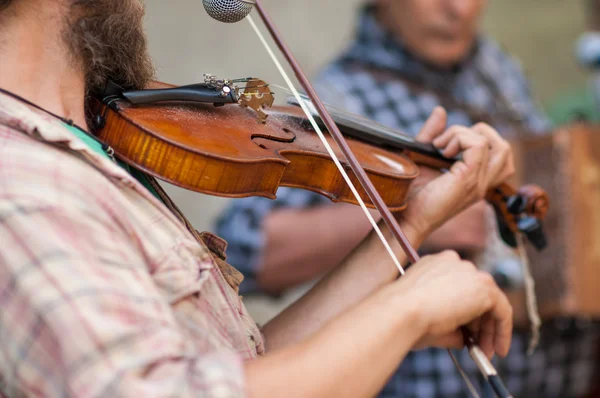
left=215, top=6, right=599, bottom=397
left=379, top=319, right=599, bottom=398
left=0, top=92, right=264, bottom=397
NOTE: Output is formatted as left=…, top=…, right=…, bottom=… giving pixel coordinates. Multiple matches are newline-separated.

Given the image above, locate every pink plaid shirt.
left=0, top=93, right=264, bottom=397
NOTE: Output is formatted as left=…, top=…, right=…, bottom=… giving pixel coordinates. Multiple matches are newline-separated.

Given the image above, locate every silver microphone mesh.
left=202, top=0, right=255, bottom=23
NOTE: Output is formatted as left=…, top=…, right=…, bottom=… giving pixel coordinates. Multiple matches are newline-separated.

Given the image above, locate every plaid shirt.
left=0, top=92, right=263, bottom=397
left=215, top=6, right=599, bottom=398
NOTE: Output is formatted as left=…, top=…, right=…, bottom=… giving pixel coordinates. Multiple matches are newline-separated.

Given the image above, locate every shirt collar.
left=0, top=91, right=132, bottom=182
left=341, top=5, right=480, bottom=90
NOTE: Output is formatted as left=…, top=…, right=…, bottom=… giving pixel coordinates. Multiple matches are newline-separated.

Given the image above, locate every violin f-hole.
left=251, top=127, right=296, bottom=150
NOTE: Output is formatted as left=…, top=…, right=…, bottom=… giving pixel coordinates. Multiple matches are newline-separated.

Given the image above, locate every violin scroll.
left=487, top=183, right=549, bottom=250
left=516, top=184, right=549, bottom=220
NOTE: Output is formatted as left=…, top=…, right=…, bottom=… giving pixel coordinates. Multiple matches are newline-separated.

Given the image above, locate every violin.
left=89, top=77, right=548, bottom=251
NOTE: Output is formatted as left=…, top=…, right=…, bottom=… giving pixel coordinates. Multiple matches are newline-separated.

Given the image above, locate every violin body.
left=90, top=87, right=418, bottom=212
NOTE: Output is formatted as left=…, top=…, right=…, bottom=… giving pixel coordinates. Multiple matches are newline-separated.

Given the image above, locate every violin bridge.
left=236, top=78, right=275, bottom=123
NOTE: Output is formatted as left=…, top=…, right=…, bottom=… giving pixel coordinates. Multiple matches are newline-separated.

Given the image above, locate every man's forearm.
left=262, top=221, right=424, bottom=350
left=247, top=282, right=423, bottom=398
left=258, top=204, right=378, bottom=293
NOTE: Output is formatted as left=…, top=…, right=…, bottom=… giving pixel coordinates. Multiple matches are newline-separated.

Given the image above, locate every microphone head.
left=202, top=0, right=255, bottom=23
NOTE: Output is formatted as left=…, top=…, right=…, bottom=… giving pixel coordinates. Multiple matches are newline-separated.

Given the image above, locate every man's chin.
left=418, top=44, right=475, bottom=70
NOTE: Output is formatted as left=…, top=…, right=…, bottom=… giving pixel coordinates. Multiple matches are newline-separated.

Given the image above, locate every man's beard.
left=65, top=0, right=156, bottom=96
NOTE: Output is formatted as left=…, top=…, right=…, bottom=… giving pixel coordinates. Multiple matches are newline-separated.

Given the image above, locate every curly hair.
left=0, top=0, right=13, bottom=10
left=68, top=0, right=155, bottom=94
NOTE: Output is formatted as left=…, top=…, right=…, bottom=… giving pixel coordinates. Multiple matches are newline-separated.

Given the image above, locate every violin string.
left=271, top=84, right=426, bottom=151
left=246, top=14, right=405, bottom=275
left=239, top=84, right=270, bottom=89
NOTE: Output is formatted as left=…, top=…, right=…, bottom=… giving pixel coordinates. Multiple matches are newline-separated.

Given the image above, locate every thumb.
left=416, top=106, right=448, bottom=143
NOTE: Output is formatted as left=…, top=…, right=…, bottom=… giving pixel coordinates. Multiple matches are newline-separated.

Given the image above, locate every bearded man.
left=0, top=1, right=520, bottom=397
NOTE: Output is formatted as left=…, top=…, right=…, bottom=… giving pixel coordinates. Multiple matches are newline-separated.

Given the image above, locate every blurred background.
left=143, top=0, right=588, bottom=233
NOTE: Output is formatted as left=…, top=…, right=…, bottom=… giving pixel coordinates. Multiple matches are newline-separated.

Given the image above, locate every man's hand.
left=396, top=107, right=515, bottom=238
left=248, top=250, right=512, bottom=398
left=393, top=250, right=512, bottom=359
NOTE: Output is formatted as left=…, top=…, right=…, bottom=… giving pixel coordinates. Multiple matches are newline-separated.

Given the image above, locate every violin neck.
left=290, top=97, right=452, bottom=163
left=330, top=108, right=448, bottom=160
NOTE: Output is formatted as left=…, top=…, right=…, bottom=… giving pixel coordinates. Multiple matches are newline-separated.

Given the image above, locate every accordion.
left=510, top=124, right=600, bottom=318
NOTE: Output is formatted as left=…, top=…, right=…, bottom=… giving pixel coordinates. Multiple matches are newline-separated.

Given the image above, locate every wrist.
left=394, top=218, right=428, bottom=253
left=381, top=283, right=429, bottom=345
left=393, top=203, right=448, bottom=245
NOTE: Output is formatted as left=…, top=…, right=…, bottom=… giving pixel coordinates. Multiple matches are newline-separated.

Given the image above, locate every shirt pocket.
left=150, top=236, right=215, bottom=305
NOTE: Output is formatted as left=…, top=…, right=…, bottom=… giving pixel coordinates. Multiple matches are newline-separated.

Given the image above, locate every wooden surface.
left=511, top=125, right=600, bottom=318
left=563, top=125, right=600, bottom=316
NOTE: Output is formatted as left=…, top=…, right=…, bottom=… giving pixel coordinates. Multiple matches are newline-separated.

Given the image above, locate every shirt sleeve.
left=0, top=197, right=245, bottom=398
left=214, top=188, right=331, bottom=294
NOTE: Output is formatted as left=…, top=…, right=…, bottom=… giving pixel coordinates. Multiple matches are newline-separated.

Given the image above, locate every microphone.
left=202, top=0, right=255, bottom=23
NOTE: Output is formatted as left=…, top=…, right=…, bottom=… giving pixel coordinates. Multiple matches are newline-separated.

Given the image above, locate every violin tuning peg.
left=506, top=195, right=526, bottom=215
left=492, top=205, right=518, bottom=248
left=517, top=216, right=547, bottom=250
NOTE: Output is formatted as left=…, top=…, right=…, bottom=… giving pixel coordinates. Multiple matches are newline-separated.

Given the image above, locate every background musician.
left=216, top=0, right=600, bottom=396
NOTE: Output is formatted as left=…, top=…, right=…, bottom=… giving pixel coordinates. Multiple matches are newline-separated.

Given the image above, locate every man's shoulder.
left=0, top=124, right=120, bottom=211
left=476, top=37, right=528, bottom=79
